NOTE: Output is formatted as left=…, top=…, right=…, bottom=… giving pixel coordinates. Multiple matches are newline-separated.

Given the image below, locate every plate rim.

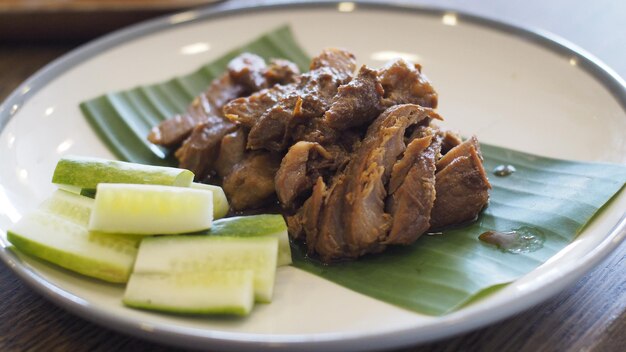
left=0, top=1, right=625, bottom=351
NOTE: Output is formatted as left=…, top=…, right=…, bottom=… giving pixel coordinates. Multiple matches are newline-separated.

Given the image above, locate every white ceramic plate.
left=1, top=1, right=625, bottom=351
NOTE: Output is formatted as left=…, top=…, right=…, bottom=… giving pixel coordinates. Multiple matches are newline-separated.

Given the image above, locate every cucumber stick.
left=204, top=215, right=291, bottom=266
left=89, top=183, right=213, bottom=234
left=39, top=189, right=94, bottom=226
left=52, top=155, right=194, bottom=190
left=39, top=190, right=144, bottom=245
left=190, top=182, right=229, bottom=219
left=123, top=271, right=254, bottom=315
left=133, top=236, right=278, bottom=302
left=7, top=210, right=138, bottom=283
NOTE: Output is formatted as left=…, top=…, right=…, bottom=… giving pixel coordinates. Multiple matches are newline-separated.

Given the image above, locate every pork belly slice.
left=222, top=151, right=281, bottom=210
left=384, top=133, right=440, bottom=245
left=429, top=140, right=491, bottom=230
left=304, top=104, right=442, bottom=261
left=378, top=59, right=438, bottom=109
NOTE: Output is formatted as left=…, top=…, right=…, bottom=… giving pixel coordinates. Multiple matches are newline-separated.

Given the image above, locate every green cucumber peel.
left=198, top=215, right=291, bottom=266
left=52, top=155, right=194, bottom=189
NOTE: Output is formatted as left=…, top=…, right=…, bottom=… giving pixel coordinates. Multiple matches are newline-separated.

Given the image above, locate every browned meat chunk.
left=274, top=141, right=332, bottom=207
left=436, top=135, right=481, bottom=171
left=150, top=53, right=300, bottom=179
left=308, top=104, right=442, bottom=261
left=378, top=59, right=438, bottom=108
left=429, top=141, right=491, bottom=229
left=174, top=116, right=237, bottom=180
left=228, top=54, right=301, bottom=92
left=440, top=129, right=463, bottom=154
left=222, top=152, right=281, bottom=210
left=310, top=48, right=356, bottom=80
left=214, top=129, right=246, bottom=178
left=225, top=49, right=357, bottom=152
left=385, top=134, right=440, bottom=244
left=223, top=84, right=296, bottom=128
left=324, top=66, right=385, bottom=130
left=264, top=59, right=301, bottom=86
left=227, top=53, right=269, bottom=92
left=148, top=73, right=244, bottom=148
left=287, top=176, right=326, bottom=241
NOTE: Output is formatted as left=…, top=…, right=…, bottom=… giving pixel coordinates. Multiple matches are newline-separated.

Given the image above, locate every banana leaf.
left=80, top=25, right=626, bottom=316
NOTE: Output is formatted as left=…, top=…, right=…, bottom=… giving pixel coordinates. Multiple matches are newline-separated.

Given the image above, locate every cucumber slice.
left=39, top=189, right=144, bottom=246
left=39, top=189, right=94, bottom=226
left=205, top=215, right=291, bottom=266
left=190, top=182, right=229, bottom=219
left=123, top=271, right=254, bottom=315
left=89, top=183, right=213, bottom=235
left=52, top=155, right=194, bottom=190
left=7, top=210, right=138, bottom=283
left=134, top=236, right=278, bottom=302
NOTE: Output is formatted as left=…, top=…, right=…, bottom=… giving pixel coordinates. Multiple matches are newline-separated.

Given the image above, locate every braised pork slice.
left=324, top=66, right=385, bottom=130
left=264, top=59, right=301, bottom=86
left=150, top=53, right=299, bottom=179
left=224, top=48, right=357, bottom=152
left=228, top=54, right=301, bottom=92
left=287, top=176, right=326, bottom=242
left=174, top=116, right=237, bottom=180
left=148, top=73, right=244, bottom=148
left=436, top=135, right=481, bottom=171
left=222, top=151, right=281, bottom=210
left=274, top=141, right=332, bottom=207
left=214, top=129, right=246, bottom=178
left=429, top=141, right=491, bottom=230
left=223, top=84, right=296, bottom=128
left=385, top=134, right=440, bottom=244
left=310, top=104, right=442, bottom=261
left=440, top=130, right=463, bottom=154
left=378, top=59, right=438, bottom=109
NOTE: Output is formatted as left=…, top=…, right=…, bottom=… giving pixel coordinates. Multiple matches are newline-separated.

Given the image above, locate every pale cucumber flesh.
left=201, top=215, right=291, bottom=266
left=39, top=189, right=144, bottom=245
left=133, top=236, right=278, bottom=302
left=190, top=182, right=229, bottom=219
left=123, top=271, right=254, bottom=315
left=39, top=189, right=94, bottom=226
left=52, top=155, right=194, bottom=189
left=89, top=183, right=213, bottom=235
left=8, top=210, right=138, bottom=283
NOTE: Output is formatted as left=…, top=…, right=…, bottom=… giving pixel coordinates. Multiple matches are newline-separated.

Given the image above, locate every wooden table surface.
left=1, top=1, right=625, bottom=351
